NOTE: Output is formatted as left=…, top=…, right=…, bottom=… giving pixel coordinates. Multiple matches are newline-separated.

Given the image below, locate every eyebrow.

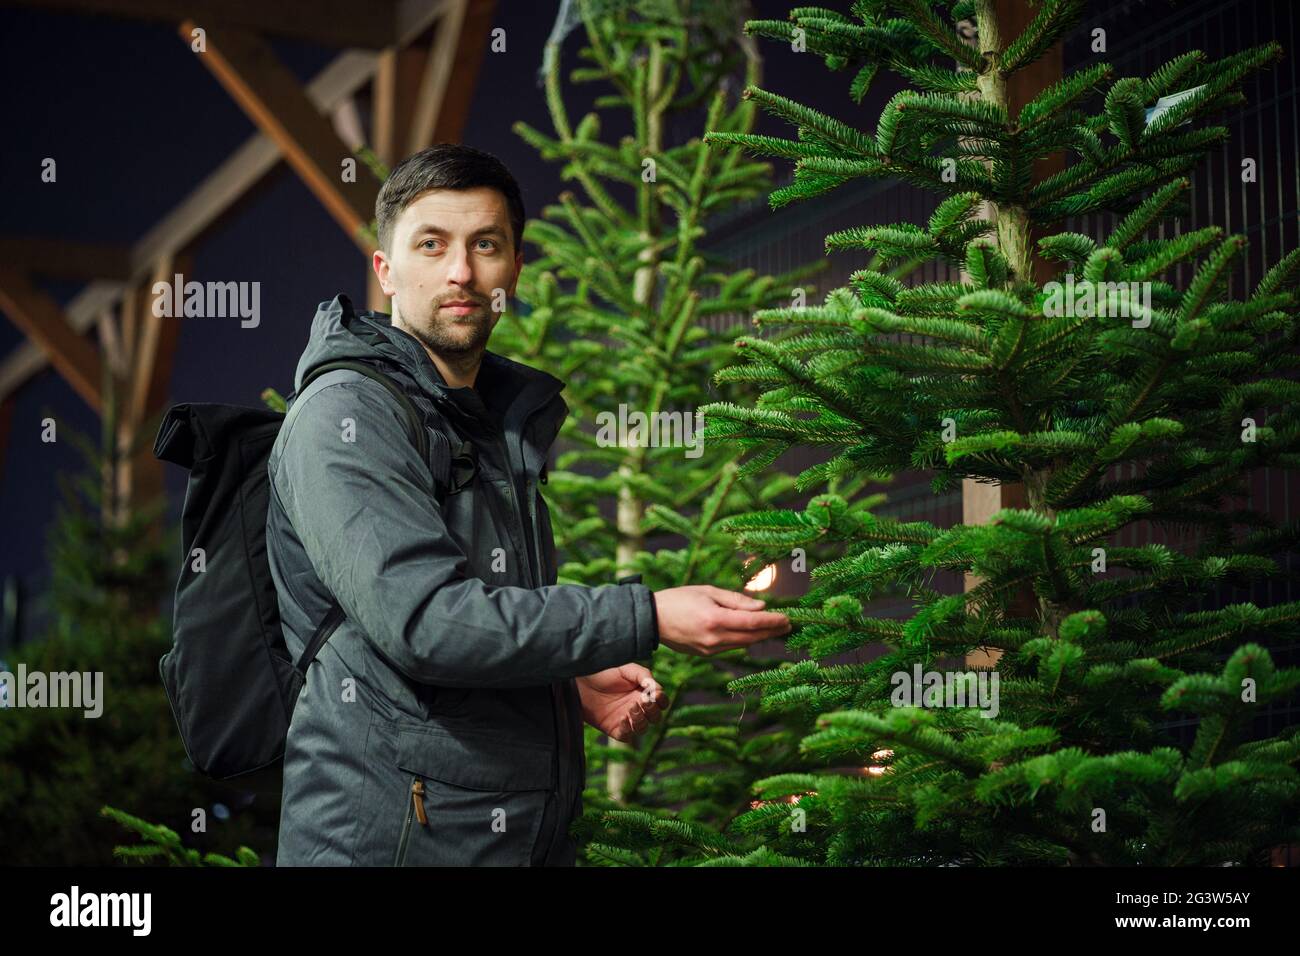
left=411, top=224, right=507, bottom=239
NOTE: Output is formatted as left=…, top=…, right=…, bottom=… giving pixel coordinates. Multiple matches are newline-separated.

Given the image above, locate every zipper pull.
left=411, top=779, right=428, bottom=826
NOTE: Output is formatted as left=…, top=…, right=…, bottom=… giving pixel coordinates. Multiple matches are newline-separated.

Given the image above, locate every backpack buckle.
left=449, top=438, right=477, bottom=493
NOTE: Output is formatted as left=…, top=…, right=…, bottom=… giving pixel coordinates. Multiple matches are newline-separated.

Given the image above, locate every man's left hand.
left=576, top=664, right=668, bottom=742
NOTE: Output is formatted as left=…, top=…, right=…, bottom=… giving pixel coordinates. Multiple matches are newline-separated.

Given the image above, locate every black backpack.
left=153, top=360, right=433, bottom=780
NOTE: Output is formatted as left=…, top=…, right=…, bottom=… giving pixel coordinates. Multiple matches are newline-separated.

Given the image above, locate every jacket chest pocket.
left=393, top=728, right=554, bottom=867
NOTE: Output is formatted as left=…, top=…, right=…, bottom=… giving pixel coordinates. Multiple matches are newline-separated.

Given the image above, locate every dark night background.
left=0, top=0, right=860, bottom=639
left=2, top=0, right=1296, bottom=647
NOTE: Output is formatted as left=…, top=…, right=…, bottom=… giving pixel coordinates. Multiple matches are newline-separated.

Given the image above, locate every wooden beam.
left=330, top=96, right=367, bottom=152
left=0, top=268, right=102, bottom=413
left=120, top=278, right=141, bottom=376
left=95, top=306, right=127, bottom=378
left=409, top=0, right=469, bottom=152
left=369, top=40, right=432, bottom=313
left=374, top=44, right=431, bottom=166
left=420, top=0, right=498, bottom=147
left=0, top=52, right=375, bottom=400
left=0, top=0, right=448, bottom=403
left=0, top=283, right=119, bottom=404
left=126, top=256, right=180, bottom=436
left=182, top=20, right=380, bottom=256
left=113, top=254, right=186, bottom=523
left=12, top=0, right=400, bottom=50
left=368, top=0, right=495, bottom=310
left=0, top=237, right=132, bottom=282
left=132, top=48, right=382, bottom=274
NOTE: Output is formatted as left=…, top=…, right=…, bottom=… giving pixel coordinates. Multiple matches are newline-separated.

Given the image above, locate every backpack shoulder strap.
left=285, top=360, right=439, bottom=685
left=294, top=603, right=346, bottom=685
left=297, top=359, right=429, bottom=463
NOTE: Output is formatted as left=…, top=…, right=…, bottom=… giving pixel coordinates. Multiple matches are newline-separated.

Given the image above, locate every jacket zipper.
left=526, top=475, right=544, bottom=585
left=493, top=410, right=569, bottom=861
left=492, top=418, right=547, bottom=583
left=395, top=776, right=427, bottom=866
left=491, top=432, right=535, bottom=589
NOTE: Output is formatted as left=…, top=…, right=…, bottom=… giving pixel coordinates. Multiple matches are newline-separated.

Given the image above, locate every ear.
left=507, top=248, right=524, bottom=298
left=373, top=250, right=393, bottom=295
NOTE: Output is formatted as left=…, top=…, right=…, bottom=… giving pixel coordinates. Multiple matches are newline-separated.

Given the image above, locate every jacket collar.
left=349, top=301, right=567, bottom=455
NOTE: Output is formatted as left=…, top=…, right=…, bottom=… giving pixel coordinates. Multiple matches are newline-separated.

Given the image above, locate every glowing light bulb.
left=744, top=562, right=777, bottom=592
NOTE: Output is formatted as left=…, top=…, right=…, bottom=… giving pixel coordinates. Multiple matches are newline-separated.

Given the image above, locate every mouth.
left=439, top=301, right=481, bottom=315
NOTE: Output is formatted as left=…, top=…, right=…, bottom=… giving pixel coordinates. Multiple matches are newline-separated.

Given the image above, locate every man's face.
left=373, top=186, right=522, bottom=361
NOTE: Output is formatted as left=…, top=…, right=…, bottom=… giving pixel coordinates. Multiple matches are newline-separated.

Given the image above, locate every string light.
left=744, top=562, right=777, bottom=592
left=862, top=750, right=895, bottom=776
left=749, top=791, right=816, bottom=809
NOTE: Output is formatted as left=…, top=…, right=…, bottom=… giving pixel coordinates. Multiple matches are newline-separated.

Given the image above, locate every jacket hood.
left=293, top=293, right=566, bottom=437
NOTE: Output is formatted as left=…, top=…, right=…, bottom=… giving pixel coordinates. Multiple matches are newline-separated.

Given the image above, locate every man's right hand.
left=651, top=585, right=792, bottom=656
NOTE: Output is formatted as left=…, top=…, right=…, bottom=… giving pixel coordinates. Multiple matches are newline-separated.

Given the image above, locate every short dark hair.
left=375, top=144, right=525, bottom=254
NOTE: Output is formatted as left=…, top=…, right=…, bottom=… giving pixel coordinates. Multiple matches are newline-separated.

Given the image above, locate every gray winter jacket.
left=266, top=293, right=659, bottom=866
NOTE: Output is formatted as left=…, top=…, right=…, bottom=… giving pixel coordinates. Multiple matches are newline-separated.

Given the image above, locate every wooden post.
left=368, top=41, right=431, bottom=312
left=102, top=253, right=185, bottom=534
left=961, top=0, right=1064, bottom=668
left=366, top=0, right=500, bottom=313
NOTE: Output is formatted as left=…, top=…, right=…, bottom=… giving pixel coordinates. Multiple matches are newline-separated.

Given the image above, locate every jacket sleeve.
left=271, top=377, right=659, bottom=688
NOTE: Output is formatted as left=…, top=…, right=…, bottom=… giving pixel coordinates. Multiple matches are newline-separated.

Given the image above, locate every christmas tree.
left=493, top=0, right=867, bottom=864
left=101, top=805, right=259, bottom=866
left=684, top=0, right=1300, bottom=865
left=0, top=401, right=264, bottom=864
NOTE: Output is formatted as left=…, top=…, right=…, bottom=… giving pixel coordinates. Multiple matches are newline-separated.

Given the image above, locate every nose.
left=445, top=243, right=474, bottom=288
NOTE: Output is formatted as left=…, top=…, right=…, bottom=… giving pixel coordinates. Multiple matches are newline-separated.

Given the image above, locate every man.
left=266, top=144, right=791, bottom=866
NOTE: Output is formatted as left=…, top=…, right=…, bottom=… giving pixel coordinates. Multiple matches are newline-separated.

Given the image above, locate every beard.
left=404, top=301, right=493, bottom=357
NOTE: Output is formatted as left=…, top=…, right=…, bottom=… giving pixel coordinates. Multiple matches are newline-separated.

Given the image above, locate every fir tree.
left=0, top=404, right=264, bottom=864
left=102, top=805, right=259, bottom=866
left=491, top=0, right=871, bottom=864
left=680, top=0, right=1300, bottom=865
